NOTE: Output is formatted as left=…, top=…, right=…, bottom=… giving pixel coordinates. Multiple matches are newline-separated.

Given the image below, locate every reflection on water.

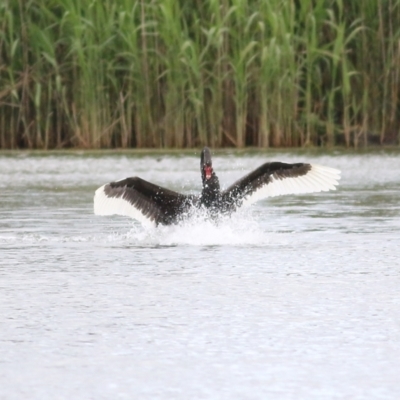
left=1, top=151, right=400, bottom=399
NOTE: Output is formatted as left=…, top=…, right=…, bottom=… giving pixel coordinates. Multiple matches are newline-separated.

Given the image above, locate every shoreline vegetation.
left=1, top=1, right=400, bottom=150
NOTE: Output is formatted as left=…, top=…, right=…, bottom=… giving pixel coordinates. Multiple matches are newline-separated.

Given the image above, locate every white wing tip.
left=309, top=164, right=341, bottom=191
left=93, top=184, right=113, bottom=215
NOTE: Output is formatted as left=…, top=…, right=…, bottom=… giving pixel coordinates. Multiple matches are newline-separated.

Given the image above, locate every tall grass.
left=1, top=0, right=400, bottom=149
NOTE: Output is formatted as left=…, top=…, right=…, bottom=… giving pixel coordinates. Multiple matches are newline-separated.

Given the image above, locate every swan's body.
left=94, top=147, right=340, bottom=226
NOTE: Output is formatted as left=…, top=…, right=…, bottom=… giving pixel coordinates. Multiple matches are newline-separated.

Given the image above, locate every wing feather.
left=94, top=177, right=195, bottom=226
left=222, top=162, right=340, bottom=209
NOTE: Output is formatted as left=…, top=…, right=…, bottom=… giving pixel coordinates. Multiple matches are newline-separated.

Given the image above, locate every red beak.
left=204, top=166, right=212, bottom=179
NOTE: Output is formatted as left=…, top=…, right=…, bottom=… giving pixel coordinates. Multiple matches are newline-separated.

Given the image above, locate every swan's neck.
left=201, top=173, right=221, bottom=207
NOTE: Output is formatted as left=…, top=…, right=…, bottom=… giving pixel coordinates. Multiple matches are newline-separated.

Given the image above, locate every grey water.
left=1, top=150, right=400, bottom=400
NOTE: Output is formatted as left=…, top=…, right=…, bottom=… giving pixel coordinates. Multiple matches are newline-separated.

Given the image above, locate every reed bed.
left=1, top=0, right=400, bottom=149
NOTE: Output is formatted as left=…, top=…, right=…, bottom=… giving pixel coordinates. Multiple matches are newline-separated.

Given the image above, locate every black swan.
left=94, top=147, right=340, bottom=226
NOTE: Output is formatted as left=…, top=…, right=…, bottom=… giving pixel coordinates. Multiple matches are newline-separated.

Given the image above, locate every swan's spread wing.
left=94, top=177, right=195, bottom=226
left=221, top=162, right=340, bottom=209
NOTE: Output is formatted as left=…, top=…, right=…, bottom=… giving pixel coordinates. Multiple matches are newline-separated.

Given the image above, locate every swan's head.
left=200, top=147, right=213, bottom=181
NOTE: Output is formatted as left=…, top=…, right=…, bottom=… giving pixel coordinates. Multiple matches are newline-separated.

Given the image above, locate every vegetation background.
left=1, top=0, right=400, bottom=149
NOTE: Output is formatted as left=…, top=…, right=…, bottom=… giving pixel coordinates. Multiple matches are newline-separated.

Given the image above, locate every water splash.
left=0, top=209, right=282, bottom=248
left=125, top=209, right=269, bottom=247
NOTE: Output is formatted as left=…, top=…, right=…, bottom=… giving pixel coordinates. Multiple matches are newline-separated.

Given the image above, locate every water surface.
left=1, top=150, right=400, bottom=399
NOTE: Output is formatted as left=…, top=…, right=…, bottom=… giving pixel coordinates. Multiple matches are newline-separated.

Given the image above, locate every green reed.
left=1, top=0, right=400, bottom=149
